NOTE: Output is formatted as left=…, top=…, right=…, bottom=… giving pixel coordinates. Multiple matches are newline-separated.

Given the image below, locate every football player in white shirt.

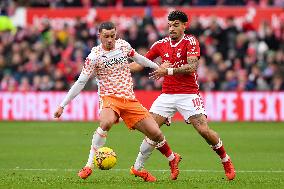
left=54, top=22, right=181, bottom=182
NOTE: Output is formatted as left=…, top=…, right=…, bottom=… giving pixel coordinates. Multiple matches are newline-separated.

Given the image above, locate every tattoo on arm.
left=173, top=57, right=199, bottom=75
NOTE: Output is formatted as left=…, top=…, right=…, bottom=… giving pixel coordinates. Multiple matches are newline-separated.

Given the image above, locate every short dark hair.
left=168, top=10, right=188, bottom=23
left=98, top=22, right=116, bottom=33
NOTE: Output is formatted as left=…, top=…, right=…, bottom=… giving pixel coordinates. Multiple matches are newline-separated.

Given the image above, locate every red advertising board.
left=26, top=7, right=284, bottom=30
left=0, top=91, right=283, bottom=121
left=0, top=92, right=100, bottom=121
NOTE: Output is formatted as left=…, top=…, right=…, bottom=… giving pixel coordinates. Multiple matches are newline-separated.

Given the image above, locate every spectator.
left=18, top=77, right=31, bottom=91
left=123, top=0, right=147, bottom=6
left=221, top=70, right=238, bottom=91
left=0, top=8, right=283, bottom=91
left=93, top=0, right=115, bottom=6
left=1, top=72, right=18, bottom=91
left=31, top=75, right=41, bottom=91
left=5, top=0, right=274, bottom=7
left=159, top=0, right=189, bottom=6
left=40, top=75, right=53, bottom=91
left=272, top=75, right=284, bottom=91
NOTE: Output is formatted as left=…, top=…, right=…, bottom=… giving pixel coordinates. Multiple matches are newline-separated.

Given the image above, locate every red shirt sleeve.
left=145, top=42, right=160, bottom=61
left=186, top=36, right=200, bottom=57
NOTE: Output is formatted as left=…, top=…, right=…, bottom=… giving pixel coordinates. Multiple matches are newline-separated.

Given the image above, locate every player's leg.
left=188, top=114, right=235, bottom=180
left=132, top=94, right=179, bottom=179
left=78, top=107, right=119, bottom=179
left=189, top=114, right=236, bottom=180
left=85, top=108, right=119, bottom=167
left=132, top=113, right=167, bottom=172
left=150, top=112, right=168, bottom=127
left=132, top=113, right=165, bottom=171
left=177, top=94, right=235, bottom=180
left=133, top=117, right=181, bottom=180
left=129, top=117, right=158, bottom=182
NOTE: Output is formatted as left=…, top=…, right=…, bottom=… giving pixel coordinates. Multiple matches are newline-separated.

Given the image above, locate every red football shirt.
left=145, top=34, right=200, bottom=94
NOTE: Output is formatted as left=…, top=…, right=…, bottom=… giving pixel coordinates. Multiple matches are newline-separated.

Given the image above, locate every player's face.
left=168, top=20, right=186, bottom=41
left=99, top=28, right=116, bottom=51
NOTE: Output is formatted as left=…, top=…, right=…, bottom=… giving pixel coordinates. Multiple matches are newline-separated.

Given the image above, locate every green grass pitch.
left=0, top=121, right=283, bottom=189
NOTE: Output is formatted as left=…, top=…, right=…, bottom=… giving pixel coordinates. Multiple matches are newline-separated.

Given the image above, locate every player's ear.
left=182, top=22, right=188, bottom=31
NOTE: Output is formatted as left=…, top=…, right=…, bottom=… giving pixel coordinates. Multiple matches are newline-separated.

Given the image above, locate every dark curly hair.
left=168, top=10, right=188, bottom=23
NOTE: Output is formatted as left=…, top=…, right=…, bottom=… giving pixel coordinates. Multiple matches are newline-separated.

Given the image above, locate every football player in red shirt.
left=130, top=10, right=235, bottom=180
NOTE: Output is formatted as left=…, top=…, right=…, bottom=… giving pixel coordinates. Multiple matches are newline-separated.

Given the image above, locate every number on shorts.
left=192, top=98, right=204, bottom=107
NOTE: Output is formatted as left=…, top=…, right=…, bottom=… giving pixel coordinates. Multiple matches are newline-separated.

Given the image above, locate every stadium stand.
left=0, top=0, right=283, bottom=92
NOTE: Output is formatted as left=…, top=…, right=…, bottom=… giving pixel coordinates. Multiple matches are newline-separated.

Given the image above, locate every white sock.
left=133, top=137, right=156, bottom=170
left=221, top=154, right=230, bottom=162
left=211, top=138, right=222, bottom=150
left=167, top=153, right=175, bottom=161
left=86, top=127, right=107, bottom=168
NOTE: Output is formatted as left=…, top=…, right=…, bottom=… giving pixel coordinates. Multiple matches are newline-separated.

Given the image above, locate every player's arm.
left=58, top=73, right=90, bottom=108
left=150, top=36, right=200, bottom=79
left=172, top=56, right=199, bottom=74
left=129, top=62, right=144, bottom=72
left=149, top=56, right=199, bottom=80
left=174, top=36, right=200, bottom=74
left=128, top=41, right=160, bottom=72
left=129, top=51, right=159, bottom=69
left=54, top=58, right=95, bottom=118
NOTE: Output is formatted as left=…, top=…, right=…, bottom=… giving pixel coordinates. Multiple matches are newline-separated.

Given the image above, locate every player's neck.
left=170, top=34, right=184, bottom=46
left=101, top=44, right=115, bottom=51
left=172, top=34, right=184, bottom=42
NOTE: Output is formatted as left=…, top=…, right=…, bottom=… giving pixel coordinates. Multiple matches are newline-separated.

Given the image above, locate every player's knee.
left=149, top=130, right=164, bottom=142
left=100, top=120, right=114, bottom=131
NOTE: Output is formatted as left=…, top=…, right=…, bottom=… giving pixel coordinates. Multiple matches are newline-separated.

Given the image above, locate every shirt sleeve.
left=145, top=42, right=160, bottom=61
left=82, top=51, right=97, bottom=76
left=119, top=39, right=136, bottom=57
left=59, top=51, right=97, bottom=108
left=130, top=52, right=159, bottom=69
left=186, top=36, right=200, bottom=57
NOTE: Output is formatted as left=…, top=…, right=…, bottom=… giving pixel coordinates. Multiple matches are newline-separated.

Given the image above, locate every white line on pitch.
left=1, top=168, right=284, bottom=173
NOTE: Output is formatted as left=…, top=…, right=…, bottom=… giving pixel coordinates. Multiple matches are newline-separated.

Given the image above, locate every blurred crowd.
left=0, top=6, right=284, bottom=92
left=1, top=0, right=284, bottom=7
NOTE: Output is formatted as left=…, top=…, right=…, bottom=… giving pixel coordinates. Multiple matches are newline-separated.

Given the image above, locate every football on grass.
left=94, top=147, right=117, bottom=170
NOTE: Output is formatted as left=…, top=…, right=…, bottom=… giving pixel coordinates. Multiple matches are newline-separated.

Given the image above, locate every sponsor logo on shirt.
left=103, top=55, right=128, bottom=68
left=102, top=49, right=128, bottom=68
left=187, top=51, right=199, bottom=55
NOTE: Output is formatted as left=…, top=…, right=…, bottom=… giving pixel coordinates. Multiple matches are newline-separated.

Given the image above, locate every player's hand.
left=160, top=60, right=172, bottom=69
left=149, top=66, right=167, bottom=80
left=149, top=61, right=172, bottom=80
left=54, top=106, right=64, bottom=118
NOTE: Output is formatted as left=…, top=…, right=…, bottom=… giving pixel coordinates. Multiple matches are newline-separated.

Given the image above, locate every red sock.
left=213, top=145, right=227, bottom=159
left=157, top=141, right=172, bottom=158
